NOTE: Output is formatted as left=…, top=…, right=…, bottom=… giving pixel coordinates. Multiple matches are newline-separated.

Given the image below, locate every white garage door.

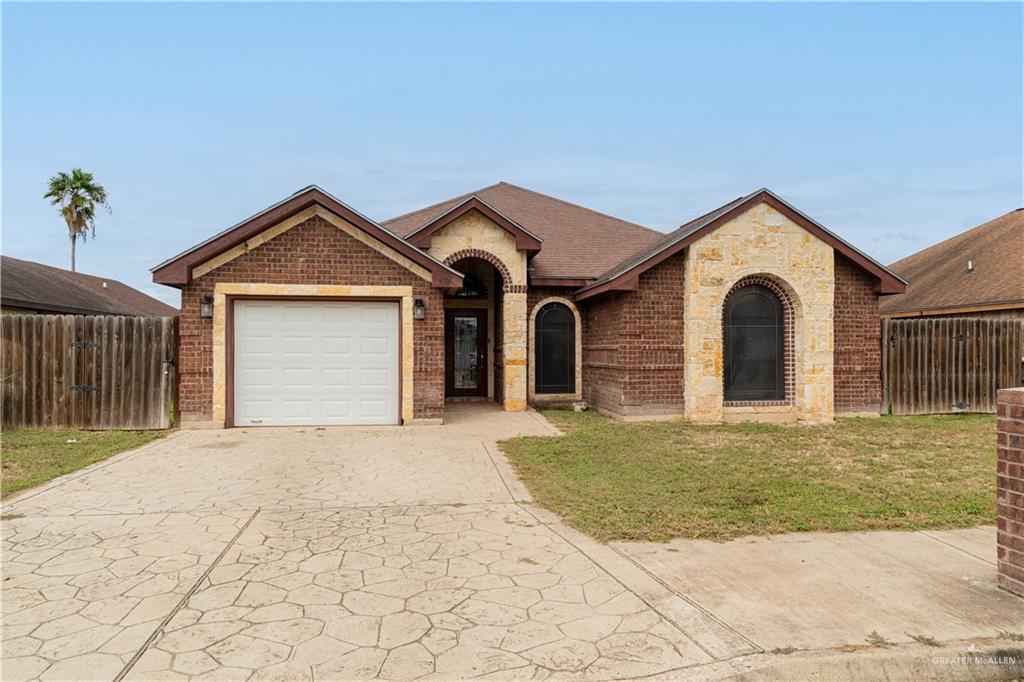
left=233, top=300, right=400, bottom=426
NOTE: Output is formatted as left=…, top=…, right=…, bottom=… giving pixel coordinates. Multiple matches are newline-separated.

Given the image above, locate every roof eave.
left=152, top=186, right=463, bottom=288
left=576, top=189, right=907, bottom=301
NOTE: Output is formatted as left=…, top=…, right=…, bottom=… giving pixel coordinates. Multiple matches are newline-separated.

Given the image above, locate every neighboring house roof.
left=879, top=208, right=1024, bottom=317
left=151, top=185, right=463, bottom=288
left=576, top=188, right=908, bottom=300
left=384, top=182, right=664, bottom=280
left=2, top=256, right=178, bottom=316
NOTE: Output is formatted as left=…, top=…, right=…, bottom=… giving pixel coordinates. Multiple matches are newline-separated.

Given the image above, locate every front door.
left=445, top=309, right=487, bottom=397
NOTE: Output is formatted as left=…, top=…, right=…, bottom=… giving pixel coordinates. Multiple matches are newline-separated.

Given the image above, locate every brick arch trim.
left=722, top=274, right=796, bottom=406
left=443, top=249, right=524, bottom=293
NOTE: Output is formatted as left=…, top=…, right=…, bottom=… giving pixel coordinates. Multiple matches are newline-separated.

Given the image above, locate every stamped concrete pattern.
left=8, top=405, right=1016, bottom=681
left=2, top=511, right=250, bottom=681
left=128, top=505, right=712, bottom=681
left=5, top=409, right=530, bottom=517
left=1, top=405, right=744, bottom=681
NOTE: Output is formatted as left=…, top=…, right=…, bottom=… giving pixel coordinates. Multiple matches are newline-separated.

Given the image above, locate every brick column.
left=997, top=386, right=1024, bottom=596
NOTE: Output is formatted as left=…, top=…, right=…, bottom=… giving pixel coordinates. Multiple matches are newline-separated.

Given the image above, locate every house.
left=879, top=208, right=1024, bottom=320
left=152, top=183, right=905, bottom=428
left=2, top=255, right=177, bottom=317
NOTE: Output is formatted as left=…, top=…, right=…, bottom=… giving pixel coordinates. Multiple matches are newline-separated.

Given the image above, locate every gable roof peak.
left=152, top=185, right=463, bottom=288
left=577, top=187, right=907, bottom=300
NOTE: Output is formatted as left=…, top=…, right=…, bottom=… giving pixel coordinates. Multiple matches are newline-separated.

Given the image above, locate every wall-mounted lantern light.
left=413, top=299, right=426, bottom=321
left=200, top=295, right=214, bottom=319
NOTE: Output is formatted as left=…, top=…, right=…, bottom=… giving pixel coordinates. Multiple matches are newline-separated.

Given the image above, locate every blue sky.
left=3, top=2, right=1021, bottom=307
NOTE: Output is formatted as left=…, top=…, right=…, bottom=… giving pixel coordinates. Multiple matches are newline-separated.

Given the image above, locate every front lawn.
left=1, top=429, right=165, bottom=498
left=500, top=410, right=996, bottom=542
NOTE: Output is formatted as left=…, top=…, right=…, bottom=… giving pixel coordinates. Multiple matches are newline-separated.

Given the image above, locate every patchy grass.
left=1, top=429, right=165, bottom=498
left=499, top=410, right=996, bottom=542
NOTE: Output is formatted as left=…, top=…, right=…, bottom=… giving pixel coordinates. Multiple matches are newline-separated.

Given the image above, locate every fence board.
left=1, top=314, right=178, bottom=430
left=883, top=317, right=1024, bottom=415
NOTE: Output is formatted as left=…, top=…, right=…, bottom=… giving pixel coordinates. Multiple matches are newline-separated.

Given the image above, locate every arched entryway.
left=442, top=252, right=510, bottom=403
left=722, top=276, right=794, bottom=403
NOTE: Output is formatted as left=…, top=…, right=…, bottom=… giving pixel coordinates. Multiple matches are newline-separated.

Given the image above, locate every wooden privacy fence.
left=1, top=315, right=178, bottom=430
left=882, top=317, right=1024, bottom=415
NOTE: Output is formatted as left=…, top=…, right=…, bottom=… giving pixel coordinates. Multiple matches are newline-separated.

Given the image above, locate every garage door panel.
left=239, top=335, right=274, bottom=354
left=234, top=300, right=400, bottom=426
left=241, top=368, right=274, bottom=389
left=322, top=336, right=352, bottom=356
left=359, top=337, right=393, bottom=356
left=240, top=400, right=272, bottom=420
left=360, top=399, right=391, bottom=419
left=282, top=336, right=313, bottom=356
left=281, top=368, right=313, bottom=388
left=323, top=368, right=352, bottom=388
left=359, top=368, right=392, bottom=388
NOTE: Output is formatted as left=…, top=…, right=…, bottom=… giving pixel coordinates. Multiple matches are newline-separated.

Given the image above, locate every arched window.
left=724, top=284, right=785, bottom=401
left=535, top=302, right=575, bottom=394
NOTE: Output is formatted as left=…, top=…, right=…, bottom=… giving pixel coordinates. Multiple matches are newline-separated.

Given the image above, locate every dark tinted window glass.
left=724, top=285, right=784, bottom=401
left=535, top=303, right=575, bottom=394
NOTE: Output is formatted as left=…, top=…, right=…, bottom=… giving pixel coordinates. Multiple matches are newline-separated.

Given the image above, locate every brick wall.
left=580, top=291, right=626, bottom=414
left=580, top=254, right=685, bottom=417
left=179, top=216, right=445, bottom=423
left=834, top=254, right=882, bottom=414
left=998, top=387, right=1024, bottom=596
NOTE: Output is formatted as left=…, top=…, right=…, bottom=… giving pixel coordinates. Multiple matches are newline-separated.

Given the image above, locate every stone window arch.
left=722, top=275, right=795, bottom=404
left=528, top=297, right=582, bottom=400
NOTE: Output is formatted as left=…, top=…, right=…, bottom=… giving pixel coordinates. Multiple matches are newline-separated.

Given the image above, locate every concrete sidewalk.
left=613, top=526, right=1024, bottom=679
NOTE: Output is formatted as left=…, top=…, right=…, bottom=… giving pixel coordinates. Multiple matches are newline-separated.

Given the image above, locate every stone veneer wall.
left=178, top=216, right=445, bottom=425
left=834, top=254, right=882, bottom=414
left=682, top=203, right=835, bottom=424
left=997, top=387, right=1024, bottom=596
left=426, top=210, right=528, bottom=411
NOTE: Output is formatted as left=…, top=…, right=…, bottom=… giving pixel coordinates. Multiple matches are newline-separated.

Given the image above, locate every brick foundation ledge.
left=997, top=386, right=1024, bottom=596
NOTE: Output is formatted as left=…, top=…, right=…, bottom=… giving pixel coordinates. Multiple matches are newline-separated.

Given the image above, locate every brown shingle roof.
left=879, top=209, right=1024, bottom=316
left=2, top=256, right=178, bottom=316
left=383, top=182, right=665, bottom=279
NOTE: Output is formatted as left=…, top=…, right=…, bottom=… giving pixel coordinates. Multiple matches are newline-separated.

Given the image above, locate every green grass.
left=1, top=429, right=165, bottom=498
left=499, top=410, right=996, bottom=542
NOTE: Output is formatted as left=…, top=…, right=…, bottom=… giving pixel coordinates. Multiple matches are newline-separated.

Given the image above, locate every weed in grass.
left=1, top=513, right=24, bottom=521
left=768, top=646, right=797, bottom=655
left=908, top=633, right=941, bottom=647
left=998, top=631, right=1024, bottom=642
left=866, top=631, right=893, bottom=648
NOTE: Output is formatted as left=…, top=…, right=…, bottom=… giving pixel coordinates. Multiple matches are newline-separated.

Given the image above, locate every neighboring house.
left=2, top=255, right=177, bottom=317
left=879, top=208, right=1024, bottom=320
left=152, top=183, right=904, bottom=428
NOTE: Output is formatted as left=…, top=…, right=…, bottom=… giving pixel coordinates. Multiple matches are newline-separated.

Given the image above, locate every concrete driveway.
left=1, top=405, right=752, bottom=681
left=4, top=405, right=1022, bottom=681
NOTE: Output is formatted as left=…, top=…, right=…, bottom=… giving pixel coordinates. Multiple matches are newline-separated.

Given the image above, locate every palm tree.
left=44, top=168, right=110, bottom=272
